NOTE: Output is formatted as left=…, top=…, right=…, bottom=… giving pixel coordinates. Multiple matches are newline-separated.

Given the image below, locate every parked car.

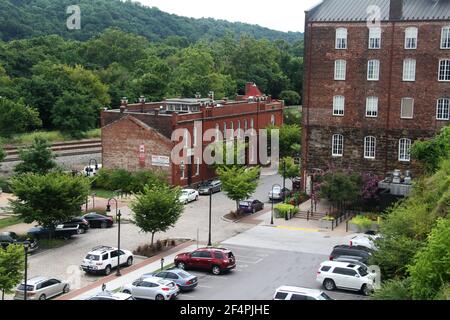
left=269, top=186, right=291, bottom=201
left=122, top=277, right=179, bottom=300
left=198, top=180, right=222, bottom=195
left=0, top=232, right=39, bottom=253
left=27, top=225, right=79, bottom=240
left=273, top=286, right=334, bottom=300
left=350, top=233, right=380, bottom=250
left=81, top=246, right=134, bottom=275
left=14, top=276, right=70, bottom=300
left=174, top=247, right=236, bottom=275
left=316, top=261, right=376, bottom=296
left=238, top=199, right=264, bottom=214
left=61, top=217, right=90, bottom=234
left=334, top=256, right=369, bottom=269
left=329, top=245, right=373, bottom=264
left=82, top=213, right=114, bottom=229
left=86, top=291, right=134, bottom=300
left=179, top=189, right=199, bottom=204
left=144, top=268, right=198, bottom=292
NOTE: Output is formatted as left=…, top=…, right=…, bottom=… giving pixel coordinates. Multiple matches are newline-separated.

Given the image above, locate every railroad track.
left=2, top=139, right=102, bottom=163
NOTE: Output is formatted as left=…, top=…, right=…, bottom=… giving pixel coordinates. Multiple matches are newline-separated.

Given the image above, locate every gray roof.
left=307, top=0, right=450, bottom=22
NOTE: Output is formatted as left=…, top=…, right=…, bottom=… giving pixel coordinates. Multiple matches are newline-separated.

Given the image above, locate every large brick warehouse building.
left=301, top=0, right=450, bottom=187
left=101, top=83, right=284, bottom=187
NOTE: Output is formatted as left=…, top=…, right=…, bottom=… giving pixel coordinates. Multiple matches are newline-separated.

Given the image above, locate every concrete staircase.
left=294, top=211, right=328, bottom=221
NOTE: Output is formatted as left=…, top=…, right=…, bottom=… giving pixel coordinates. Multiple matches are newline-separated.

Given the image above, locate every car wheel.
left=39, top=294, right=46, bottom=301
left=126, top=257, right=133, bottom=266
left=195, top=196, right=199, bottom=201
left=177, top=262, right=186, bottom=270
left=362, top=284, right=372, bottom=296
left=63, top=285, right=70, bottom=294
left=212, top=265, right=221, bottom=275
left=104, top=265, right=112, bottom=275
left=123, top=289, right=131, bottom=295
left=323, top=279, right=336, bottom=291
left=100, top=222, right=107, bottom=229
left=155, top=294, right=164, bottom=301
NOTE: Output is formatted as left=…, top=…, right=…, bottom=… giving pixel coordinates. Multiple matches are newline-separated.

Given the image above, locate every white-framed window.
left=195, top=158, right=200, bottom=176
left=336, top=28, right=348, bottom=49
left=364, top=136, right=376, bottom=159
left=403, top=59, right=416, bottom=81
left=332, top=134, right=344, bottom=157
left=334, top=60, right=347, bottom=80
left=271, top=114, right=276, bottom=125
left=184, top=129, right=189, bottom=148
left=439, top=59, right=450, bottom=81
left=223, top=122, right=227, bottom=140
left=436, top=98, right=450, bottom=120
left=193, top=126, right=198, bottom=147
left=441, top=26, right=450, bottom=49
left=244, top=119, right=248, bottom=131
left=405, top=27, right=418, bottom=49
left=366, top=96, right=379, bottom=117
left=333, top=95, right=345, bottom=116
left=250, top=118, right=254, bottom=129
left=399, top=138, right=412, bottom=162
left=401, top=98, right=414, bottom=119
left=367, top=60, right=380, bottom=81
left=369, top=27, right=381, bottom=49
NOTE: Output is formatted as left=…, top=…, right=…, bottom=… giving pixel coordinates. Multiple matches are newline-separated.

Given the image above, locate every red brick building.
left=101, top=83, right=284, bottom=187
left=301, top=0, right=450, bottom=188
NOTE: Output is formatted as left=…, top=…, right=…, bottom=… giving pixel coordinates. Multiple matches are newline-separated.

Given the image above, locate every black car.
left=329, top=245, right=373, bottom=264
left=82, top=213, right=114, bottom=229
left=0, top=232, right=39, bottom=252
left=61, top=217, right=90, bottom=234
left=238, top=199, right=264, bottom=214
left=27, top=226, right=79, bottom=240
left=198, top=180, right=222, bottom=195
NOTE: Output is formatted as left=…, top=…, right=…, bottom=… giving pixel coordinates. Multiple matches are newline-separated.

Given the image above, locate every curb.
left=56, top=239, right=195, bottom=300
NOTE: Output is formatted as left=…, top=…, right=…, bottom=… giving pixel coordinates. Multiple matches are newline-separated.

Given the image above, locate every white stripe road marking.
left=236, top=258, right=264, bottom=264
left=197, top=285, right=213, bottom=289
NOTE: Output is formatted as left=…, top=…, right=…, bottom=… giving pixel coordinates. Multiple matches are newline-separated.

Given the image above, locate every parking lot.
left=176, top=244, right=366, bottom=301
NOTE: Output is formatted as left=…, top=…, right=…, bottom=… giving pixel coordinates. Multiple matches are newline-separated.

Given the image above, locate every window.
left=437, top=98, right=450, bottom=120
left=244, top=119, right=248, bottom=131
left=403, top=59, right=416, bottom=81
left=366, top=97, right=379, bottom=117
left=184, top=129, right=189, bottom=148
left=332, top=134, right=344, bottom=157
left=367, top=60, right=380, bottom=81
left=399, top=138, right=412, bottom=162
left=215, top=123, right=220, bottom=140
left=364, top=136, right=376, bottom=159
left=193, top=126, right=198, bottom=147
left=223, top=122, right=227, bottom=140
left=334, top=60, right=347, bottom=80
left=196, top=158, right=200, bottom=176
left=369, top=27, right=381, bottom=49
left=333, top=95, right=345, bottom=116
left=250, top=118, right=254, bottom=129
left=439, top=59, right=450, bottom=81
left=336, top=28, right=347, bottom=49
left=271, top=114, right=276, bottom=125
left=405, top=27, right=418, bottom=49
left=401, top=98, right=414, bottom=119
left=441, top=26, right=450, bottom=49
left=291, top=294, right=308, bottom=301
left=180, top=161, right=185, bottom=179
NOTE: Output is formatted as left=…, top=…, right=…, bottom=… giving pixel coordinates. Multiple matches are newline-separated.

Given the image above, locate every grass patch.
left=92, top=189, right=120, bottom=199
left=0, top=216, right=24, bottom=229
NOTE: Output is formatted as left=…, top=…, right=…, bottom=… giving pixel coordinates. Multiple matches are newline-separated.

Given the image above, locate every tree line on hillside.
left=0, top=28, right=303, bottom=138
left=0, top=0, right=303, bottom=43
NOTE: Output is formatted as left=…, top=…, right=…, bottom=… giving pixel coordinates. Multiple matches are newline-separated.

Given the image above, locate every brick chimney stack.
left=120, top=97, right=128, bottom=113
left=389, top=0, right=404, bottom=21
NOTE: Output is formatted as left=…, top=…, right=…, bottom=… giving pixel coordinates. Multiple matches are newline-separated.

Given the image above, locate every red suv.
left=174, top=247, right=236, bottom=275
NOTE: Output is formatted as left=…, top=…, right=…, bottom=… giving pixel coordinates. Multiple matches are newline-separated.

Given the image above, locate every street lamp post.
left=282, top=159, right=287, bottom=203
left=208, top=188, right=213, bottom=247
left=106, top=198, right=122, bottom=277
left=23, top=241, right=30, bottom=301
left=271, top=184, right=281, bottom=225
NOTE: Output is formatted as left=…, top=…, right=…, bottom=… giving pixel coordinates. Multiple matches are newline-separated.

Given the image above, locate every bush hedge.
left=274, top=203, right=295, bottom=219
left=350, top=215, right=374, bottom=230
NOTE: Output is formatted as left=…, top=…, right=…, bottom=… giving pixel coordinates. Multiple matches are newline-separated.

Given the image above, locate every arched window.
left=399, top=138, right=412, bottom=162
left=441, top=26, right=450, bottom=49
left=336, top=28, right=348, bottom=49
left=332, top=134, right=344, bottom=157
left=405, top=27, right=418, bottom=49
left=364, top=136, right=376, bottom=159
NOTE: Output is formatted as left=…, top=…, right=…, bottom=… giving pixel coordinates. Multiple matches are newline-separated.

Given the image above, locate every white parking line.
left=198, top=285, right=213, bottom=289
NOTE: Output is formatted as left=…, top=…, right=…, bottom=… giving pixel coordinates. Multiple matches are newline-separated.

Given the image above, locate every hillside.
left=0, top=0, right=303, bottom=43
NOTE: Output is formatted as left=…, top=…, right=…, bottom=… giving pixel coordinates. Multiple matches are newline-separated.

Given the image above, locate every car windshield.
left=272, top=187, right=281, bottom=192
left=181, top=190, right=189, bottom=195
left=317, top=292, right=333, bottom=300
left=86, top=254, right=100, bottom=261
left=358, top=266, right=369, bottom=277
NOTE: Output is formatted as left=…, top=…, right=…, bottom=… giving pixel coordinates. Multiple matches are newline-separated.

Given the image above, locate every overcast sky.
left=136, top=0, right=322, bottom=33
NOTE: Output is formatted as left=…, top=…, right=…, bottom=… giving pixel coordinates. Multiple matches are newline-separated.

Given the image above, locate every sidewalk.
left=57, top=241, right=198, bottom=300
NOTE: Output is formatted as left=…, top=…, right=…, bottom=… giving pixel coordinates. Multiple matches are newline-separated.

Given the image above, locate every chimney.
left=139, top=95, right=146, bottom=113
left=389, top=0, right=403, bottom=21
left=120, top=97, right=128, bottom=113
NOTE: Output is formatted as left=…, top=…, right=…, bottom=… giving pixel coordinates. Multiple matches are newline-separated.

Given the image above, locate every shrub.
left=350, top=215, right=373, bottom=230
left=93, top=169, right=167, bottom=194
left=0, top=177, right=11, bottom=193
left=371, top=278, right=413, bottom=300
left=274, top=203, right=295, bottom=218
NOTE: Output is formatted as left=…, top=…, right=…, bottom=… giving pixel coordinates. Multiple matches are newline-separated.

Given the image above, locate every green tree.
left=14, top=137, right=56, bottom=175
left=279, top=90, right=301, bottom=106
left=408, top=218, right=450, bottom=300
left=283, top=108, right=302, bottom=126
left=131, top=184, right=184, bottom=247
left=319, top=171, right=362, bottom=213
left=0, top=144, right=5, bottom=164
left=411, top=126, right=450, bottom=175
left=371, top=278, right=413, bottom=300
left=278, top=157, right=300, bottom=181
left=267, top=124, right=302, bottom=158
left=217, top=166, right=259, bottom=211
left=9, top=173, right=90, bottom=229
left=0, top=244, right=25, bottom=300
left=0, top=98, right=41, bottom=137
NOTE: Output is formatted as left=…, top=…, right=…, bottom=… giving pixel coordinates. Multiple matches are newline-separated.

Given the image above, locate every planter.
left=319, top=219, right=336, bottom=230
left=348, top=222, right=380, bottom=233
